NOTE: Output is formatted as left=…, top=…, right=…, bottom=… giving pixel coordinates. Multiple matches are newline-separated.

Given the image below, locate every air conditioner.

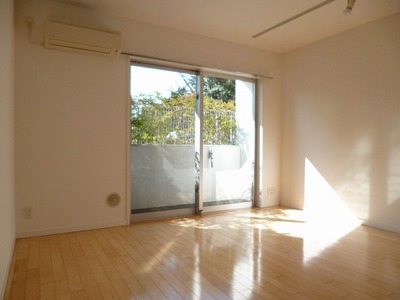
left=44, top=21, right=122, bottom=57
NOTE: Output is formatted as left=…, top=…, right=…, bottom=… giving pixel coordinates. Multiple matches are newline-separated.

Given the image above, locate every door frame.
left=129, top=60, right=261, bottom=222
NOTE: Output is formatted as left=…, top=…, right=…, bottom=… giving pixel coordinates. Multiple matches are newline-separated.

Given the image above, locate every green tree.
left=204, top=76, right=235, bottom=102
left=131, top=76, right=236, bottom=145
left=131, top=92, right=196, bottom=145
left=203, top=96, right=236, bottom=144
left=180, top=75, right=235, bottom=102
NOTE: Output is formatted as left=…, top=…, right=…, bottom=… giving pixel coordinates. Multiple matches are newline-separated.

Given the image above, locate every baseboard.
left=16, top=220, right=128, bottom=238
left=202, top=201, right=252, bottom=213
left=1, top=239, right=16, bottom=300
left=131, top=208, right=196, bottom=223
left=361, top=219, right=400, bottom=234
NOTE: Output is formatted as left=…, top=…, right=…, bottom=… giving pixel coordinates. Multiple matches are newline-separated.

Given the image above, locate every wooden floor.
left=5, top=207, right=400, bottom=299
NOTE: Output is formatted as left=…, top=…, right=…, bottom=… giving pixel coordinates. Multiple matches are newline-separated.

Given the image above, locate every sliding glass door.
left=130, top=64, right=256, bottom=219
left=202, top=75, right=255, bottom=209
left=130, top=65, right=197, bottom=214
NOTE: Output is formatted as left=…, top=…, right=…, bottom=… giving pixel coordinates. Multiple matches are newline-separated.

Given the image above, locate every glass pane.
left=130, top=65, right=196, bottom=213
left=203, top=76, right=255, bottom=207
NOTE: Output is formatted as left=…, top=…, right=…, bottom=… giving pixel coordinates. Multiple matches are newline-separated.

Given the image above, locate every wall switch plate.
left=23, top=207, right=32, bottom=219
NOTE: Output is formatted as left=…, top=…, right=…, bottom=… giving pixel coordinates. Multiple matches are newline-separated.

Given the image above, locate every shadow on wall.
left=332, top=120, right=400, bottom=232
left=236, top=126, right=251, bottom=168
left=295, top=84, right=400, bottom=233
left=367, top=128, right=400, bottom=230
left=302, top=118, right=400, bottom=232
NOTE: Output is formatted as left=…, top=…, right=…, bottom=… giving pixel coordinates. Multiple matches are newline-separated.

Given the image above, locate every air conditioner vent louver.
left=45, top=21, right=121, bottom=57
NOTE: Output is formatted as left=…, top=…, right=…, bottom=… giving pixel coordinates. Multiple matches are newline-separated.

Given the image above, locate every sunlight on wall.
left=302, top=158, right=361, bottom=264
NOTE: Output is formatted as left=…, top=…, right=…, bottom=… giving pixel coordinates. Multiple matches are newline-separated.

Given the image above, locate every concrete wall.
left=281, top=13, right=400, bottom=232
left=0, top=0, right=16, bottom=297
left=131, top=145, right=250, bottom=209
left=131, top=145, right=195, bottom=209
left=14, top=0, right=282, bottom=236
left=203, top=145, right=251, bottom=202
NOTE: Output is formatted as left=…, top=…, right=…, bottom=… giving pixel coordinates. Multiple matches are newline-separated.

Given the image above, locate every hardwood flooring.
left=5, top=207, right=400, bottom=299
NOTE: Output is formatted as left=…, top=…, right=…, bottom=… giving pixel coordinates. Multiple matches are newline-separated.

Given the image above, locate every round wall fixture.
left=107, top=193, right=121, bottom=207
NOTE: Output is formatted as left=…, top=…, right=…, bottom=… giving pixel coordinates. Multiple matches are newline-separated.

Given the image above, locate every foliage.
left=131, top=76, right=237, bottom=145
left=178, top=75, right=235, bottom=102
left=203, top=97, right=236, bottom=145
left=131, top=93, right=194, bottom=144
left=204, top=76, right=235, bottom=102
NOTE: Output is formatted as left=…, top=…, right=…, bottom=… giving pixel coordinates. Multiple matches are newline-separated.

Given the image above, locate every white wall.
left=282, top=13, right=400, bottom=232
left=15, top=0, right=282, bottom=236
left=0, top=0, right=16, bottom=297
left=260, top=76, right=282, bottom=206
left=15, top=0, right=129, bottom=237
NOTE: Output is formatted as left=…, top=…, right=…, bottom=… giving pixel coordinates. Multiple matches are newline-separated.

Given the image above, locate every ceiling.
left=53, top=0, right=400, bottom=53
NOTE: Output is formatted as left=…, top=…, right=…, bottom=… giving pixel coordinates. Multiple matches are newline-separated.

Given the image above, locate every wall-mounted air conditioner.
left=44, top=21, right=122, bottom=57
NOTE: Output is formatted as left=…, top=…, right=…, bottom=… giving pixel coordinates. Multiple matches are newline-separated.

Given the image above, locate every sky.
left=130, top=65, right=192, bottom=98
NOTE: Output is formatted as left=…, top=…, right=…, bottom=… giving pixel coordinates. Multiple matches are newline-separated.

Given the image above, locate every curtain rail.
left=121, top=51, right=274, bottom=80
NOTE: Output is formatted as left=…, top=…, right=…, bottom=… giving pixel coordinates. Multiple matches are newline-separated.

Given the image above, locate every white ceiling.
left=53, top=0, right=400, bottom=53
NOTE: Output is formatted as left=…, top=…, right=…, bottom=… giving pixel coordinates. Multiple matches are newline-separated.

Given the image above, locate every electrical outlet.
left=267, top=187, right=275, bottom=196
left=23, top=207, right=32, bottom=219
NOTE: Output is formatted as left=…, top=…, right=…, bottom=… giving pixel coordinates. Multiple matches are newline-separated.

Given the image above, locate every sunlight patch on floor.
left=170, top=163, right=362, bottom=266
left=143, top=239, right=176, bottom=272
left=171, top=217, right=222, bottom=230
